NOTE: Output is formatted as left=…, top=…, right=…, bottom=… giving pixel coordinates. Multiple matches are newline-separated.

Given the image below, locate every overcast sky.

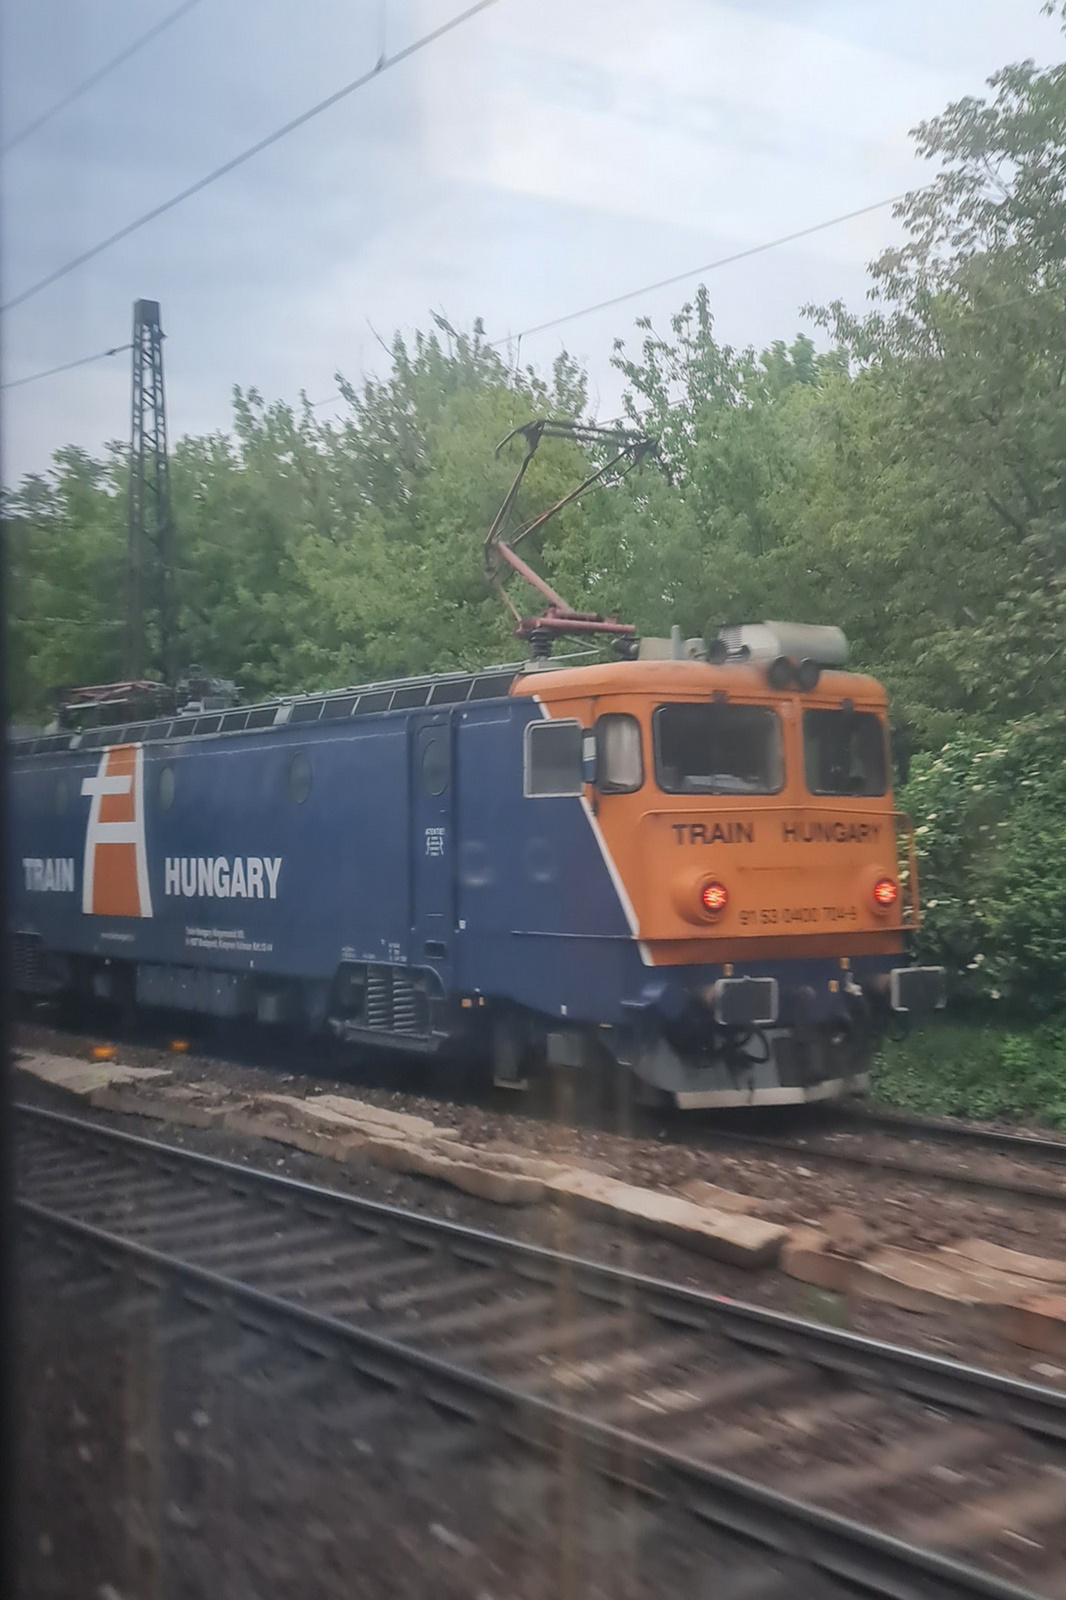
left=1, top=0, right=1061, bottom=484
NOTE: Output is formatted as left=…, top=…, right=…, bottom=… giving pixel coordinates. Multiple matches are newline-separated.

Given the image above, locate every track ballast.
left=17, top=1102, right=1066, bottom=1599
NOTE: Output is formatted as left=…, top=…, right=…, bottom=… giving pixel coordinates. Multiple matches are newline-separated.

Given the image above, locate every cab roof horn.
left=709, top=622, right=848, bottom=692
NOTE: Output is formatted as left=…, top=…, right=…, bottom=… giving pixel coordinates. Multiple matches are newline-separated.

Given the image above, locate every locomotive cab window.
left=524, top=718, right=584, bottom=797
left=654, top=703, right=783, bottom=795
left=804, top=709, right=887, bottom=796
left=596, top=713, right=643, bottom=793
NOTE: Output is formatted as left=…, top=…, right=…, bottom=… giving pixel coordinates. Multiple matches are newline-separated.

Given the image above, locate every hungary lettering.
left=164, top=857, right=281, bottom=900
left=782, top=820, right=880, bottom=844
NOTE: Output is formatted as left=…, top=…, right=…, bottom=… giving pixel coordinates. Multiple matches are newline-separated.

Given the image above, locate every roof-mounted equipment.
left=709, top=622, right=847, bottom=691
left=484, top=418, right=659, bottom=661
left=174, top=665, right=239, bottom=715
left=49, top=664, right=240, bottom=733
left=52, top=679, right=176, bottom=732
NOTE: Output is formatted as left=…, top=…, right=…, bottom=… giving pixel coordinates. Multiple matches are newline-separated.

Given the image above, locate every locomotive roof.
left=512, top=658, right=888, bottom=704
left=8, top=663, right=525, bottom=758
left=9, top=655, right=887, bottom=761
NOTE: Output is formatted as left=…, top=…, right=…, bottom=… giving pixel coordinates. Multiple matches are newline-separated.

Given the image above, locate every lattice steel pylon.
left=126, top=298, right=176, bottom=682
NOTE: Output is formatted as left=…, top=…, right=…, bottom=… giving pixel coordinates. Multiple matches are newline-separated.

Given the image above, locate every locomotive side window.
left=524, top=719, right=584, bottom=797
left=596, top=714, right=643, bottom=793
left=654, top=703, right=783, bottom=795
left=804, top=709, right=887, bottom=796
left=420, top=733, right=451, bottom=796
left=287, top=751, right=313, bottom=804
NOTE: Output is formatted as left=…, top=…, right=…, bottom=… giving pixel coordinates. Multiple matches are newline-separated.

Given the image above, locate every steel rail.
left=18, top=1196, right=1045, bottom=1600
left=694, top=1124, right=1066, bottom=1208
left=16, top=1101, right=1066, bottom=1446
left=832, top=1106, right=1066, bottom=1165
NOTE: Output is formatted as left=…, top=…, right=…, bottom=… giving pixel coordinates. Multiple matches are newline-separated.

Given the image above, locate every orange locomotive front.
left=513, top=623, right=944, bottom=1107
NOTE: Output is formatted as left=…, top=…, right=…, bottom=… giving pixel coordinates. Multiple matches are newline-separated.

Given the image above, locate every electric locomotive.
left=8, top=420, right=945, bottom=1106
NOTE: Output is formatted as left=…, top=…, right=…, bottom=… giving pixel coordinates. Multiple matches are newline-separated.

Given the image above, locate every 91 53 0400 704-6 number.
left=737, top=905, right=859, bottom=928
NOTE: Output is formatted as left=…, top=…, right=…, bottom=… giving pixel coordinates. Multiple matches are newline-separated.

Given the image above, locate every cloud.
left=2, top=0, right=1061, bottom=481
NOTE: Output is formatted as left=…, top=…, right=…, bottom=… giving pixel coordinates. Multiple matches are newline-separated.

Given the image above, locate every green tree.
left=164, top=324, right=607, bottom=701
left=6, top=446, right=126, bottom=718
left=812, top=9, right=1066, bottom=730
left=902, top=716, right=1066, bottom=1015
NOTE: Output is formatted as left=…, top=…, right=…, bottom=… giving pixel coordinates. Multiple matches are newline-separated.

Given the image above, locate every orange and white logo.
left=80, top=744, right=153, bottom=918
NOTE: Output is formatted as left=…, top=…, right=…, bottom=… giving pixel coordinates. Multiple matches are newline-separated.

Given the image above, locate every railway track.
left=693, top=1109, right=1066, bottom=1210
left=838, top=1105, right=1066, bottom=1163
left=16, top=1102, right=1066, bottom=1599
left=22, top=1015, right=1066, bottom=1216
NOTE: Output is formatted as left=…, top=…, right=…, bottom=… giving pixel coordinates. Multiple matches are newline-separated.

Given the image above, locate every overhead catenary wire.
left=1, top=0, right=502, bottom=315
left=290, top=273, right=1055, bottom=419
left=487, top=191, right=926, bottom=348
left=1, top=343, right=132, bottom=391
left=9, top=267, right=1054, bottom=403
left=2, top=0, right=205, bottom=155
left=12, top=176, right=1052, bottom=409
left=277, top=193, right=1062, bottom=395
left=486, top=200, right=1066, bottom=358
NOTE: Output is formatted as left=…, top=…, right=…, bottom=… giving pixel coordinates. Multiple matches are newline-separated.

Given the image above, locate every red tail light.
left=700, top=881, right=729, bottom=916
left=873, top=877, right=899, bottom=910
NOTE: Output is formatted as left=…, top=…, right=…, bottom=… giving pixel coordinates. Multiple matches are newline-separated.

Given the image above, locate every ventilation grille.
left=12, top=933, right=47, bottom=991
left=364, top=966, right=426, bottom=1036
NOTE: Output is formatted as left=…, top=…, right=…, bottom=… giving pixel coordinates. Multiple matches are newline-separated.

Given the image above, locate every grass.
left=871, top=1017, right=1066, bottom=1130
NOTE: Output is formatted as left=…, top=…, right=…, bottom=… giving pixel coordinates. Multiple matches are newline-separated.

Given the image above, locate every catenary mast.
left=125, top=298, right=175, bottom=682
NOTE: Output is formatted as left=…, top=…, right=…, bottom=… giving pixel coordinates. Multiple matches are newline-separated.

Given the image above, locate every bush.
left=872, top=1020, right=1066, bottom=1128
left=900, top=715, right=1066, bottom=1016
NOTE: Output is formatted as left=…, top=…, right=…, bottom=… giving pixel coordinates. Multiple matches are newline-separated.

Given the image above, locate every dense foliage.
left=872, top=1019, right=1066, bottom=1128
left=903, top=721, right=1066, bottom=1013
left=6, top=8, right=1066, bottom=1040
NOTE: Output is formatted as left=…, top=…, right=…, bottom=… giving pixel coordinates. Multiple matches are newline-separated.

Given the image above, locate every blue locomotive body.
left=10, top=673, right=640, bottom=1054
